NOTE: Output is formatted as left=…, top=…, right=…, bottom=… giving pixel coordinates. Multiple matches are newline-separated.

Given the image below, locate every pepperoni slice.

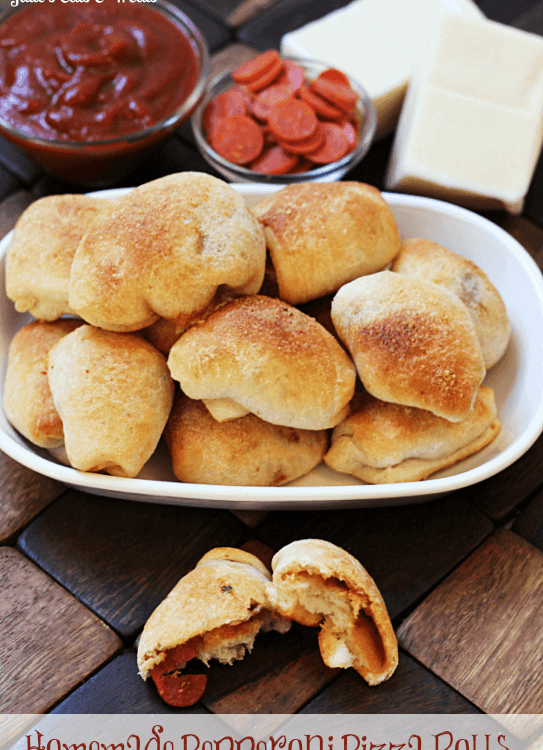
left=210, top=114, right=264, bottom=164
left=278, top=122, right=324, bottom=155
left=310, top=77, right=359, bottom=112
left=307, top=121, right=350, bottom=164
left=202, top=89, right=247, bottom=134
left=268, top=98, right=318, bottom=142
left=153, top=672, right=207, bottom=707
left=249, top=144, right=299, bottom=174
left=251, top=83, right=294, bottom=121
left=289, top=157, right=313, bottom=173
left=276, top=60, right=305, bottom=93
left=151, top=643, right=200, bottom=678
left=245, top=56, right=284, bottom=93
left=337, top=118, right=358, bottom=150
left=298, top=84, right=343, bottom=120
left=317, top=68, right=351, bottom=87
left=231, top=50, right=281, bottom=84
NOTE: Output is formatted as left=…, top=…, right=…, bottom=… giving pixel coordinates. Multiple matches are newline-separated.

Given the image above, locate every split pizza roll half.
left=68, top=172, right=266, bottom=332
left=137, top=547, right=291, bottom=707
left=165, top=394, right=329, bottom=486
left=251, top=181, right=401, bottom=305
left=391, top=237, right=510, bottom=369
left=47, top=325, right=174, bottom=477
left=167, top=295, right=357, bottom=431
left=269, top=539, right=398, bottom=686
left=331, top=271, right=486, bottom=422
left=3, top=319, right=82, bottom=448
left=5, top=194, right=108, bottom=321
left=324, top=386, right=501, bottom=483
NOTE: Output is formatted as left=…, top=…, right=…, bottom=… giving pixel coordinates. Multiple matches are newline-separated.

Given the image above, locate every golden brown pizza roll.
left=47, top=325, right=174, bottom=477
left=251, top=182, right=401, bottom=305
left=3, top=319, right=82, bottom=448
left=165, top=394, right=329, bottom=486
left=68, top=172, right=266, bottom=332
left=331, top=271, right=486, bottom=422
left=324, top=386, right=500, bottom=483
left=270, top=539, right=398, bottom=686
left=137, top=547, right=291, bottom=706
left=5, top=194, right=108, bottom=321
left=391, top=237, right=510, bottom=368
left=167, top=295, right=357, bottom=431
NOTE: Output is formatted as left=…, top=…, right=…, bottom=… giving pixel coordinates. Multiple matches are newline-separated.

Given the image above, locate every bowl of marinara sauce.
left=0, top=0, right=209, bottom=186
left=191, top=51, right=377, bottom=183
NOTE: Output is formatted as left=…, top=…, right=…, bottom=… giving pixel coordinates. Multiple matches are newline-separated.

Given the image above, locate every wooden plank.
left=299, top=651, right=481, bottom=713
left=0, top=546, right=121, bottom=713
left=397, top=528, right=543, bottom=728
left=0, top=450, right=65, bottom=544
left=512, top=484, right=543, bottom=552
left=17, top=490, right=245, bottom=638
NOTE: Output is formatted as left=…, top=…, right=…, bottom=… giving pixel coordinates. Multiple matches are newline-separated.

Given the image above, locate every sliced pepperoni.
left=338, top=118, right=357, bottom=150
left=268, top=98, right=318, bottom=142
left=307, top=121, right=351, bottom=164
left=231, top=50, right=281, bottom=84
left=310, top=77, right=359, bottom=112
left=245, top=56, right=284, bottom=93
left=298, top=84, right=343, bottom=120
left=317, top=67, right=351, bottom=88
left=210, top=114, right=264, bottom=164
left=276, top=60, right=305, bottom=93
left=251, top=83, right=294, bottom=121
left=289, top=157, right=313, bottom=173
left=249, top=144, right=300, bottom=174
left=153, top=672, right=207, bottom=708
left=151, top=643, right=199, bottom=678
left=277, top=122, right=324, bottom=155
left=202, top=89, right=247, bottom=135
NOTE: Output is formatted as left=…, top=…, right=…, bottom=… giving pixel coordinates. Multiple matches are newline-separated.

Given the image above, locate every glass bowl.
left=0, top=0, right=210, bottom=186
left=191, top=57, right=377, bottom=184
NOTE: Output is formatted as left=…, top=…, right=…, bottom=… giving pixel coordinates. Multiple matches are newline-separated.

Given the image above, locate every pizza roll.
left=3, top=319, right=82, bottom=448
left=137, top=547, right=291, bottom=706
left=251, top=182, right=401, bottom=305
left=167, top=295, right=357, bottom=431
left=331, top=271, right=486, bottom=422
left=5, top=194, right=108, bottom=321
left=325, top=386, right=500, bottom=483
left=270, top=539, right=398, bottom=686
left=47, top=325, right=174, bottom=477
left=165, top=394, right=329, bottom=486
left=391, top=237, right=510, bottom=368
left=68, top=172, right=266, bottom=332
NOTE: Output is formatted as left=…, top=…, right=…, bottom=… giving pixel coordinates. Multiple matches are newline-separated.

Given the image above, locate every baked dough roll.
left=3, top=319, right=82, bottom=448
left=325, top=386, right=500, bottom=483
left=251, top=182, right=401, bottom=305
left=331, top=271, right=486, bottom=422
left=5, top=194, right=108, bottom=321
left=270, top=539, right=398, bottom=686
left=391, top=237, right=510, bottom=369
left=47, top=325, right=174, bottom=477
left=167, top=295, right=357, bottom=431
left=165, top=394, right=329, bottom=486
left=68, top=172, right=266, bottom=332
left=137, top=547, right=291, bottom=706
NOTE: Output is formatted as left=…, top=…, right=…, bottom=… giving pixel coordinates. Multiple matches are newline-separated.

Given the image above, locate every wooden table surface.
left=1, top=0, right=543, bottom=743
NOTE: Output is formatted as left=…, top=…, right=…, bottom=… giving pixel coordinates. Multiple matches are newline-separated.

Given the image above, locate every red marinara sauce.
left=0, top=1, right=200, bottom=142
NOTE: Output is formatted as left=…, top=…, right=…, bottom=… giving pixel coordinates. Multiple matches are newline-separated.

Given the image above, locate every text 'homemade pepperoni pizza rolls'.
left=3, top=319, right=82, bottom=449
left=47, top=325, right=174, bottom=478
left=68, top=172, right=266, bottom=333
left=137, top=547, right=291, bottom=707
left=331, top=271, right=486, bottom=422
left=324, top=387, right=501, bottom=484
left=391, top=237, right=511, bottom=369
left=167, top=295, right=357, bottom=431
left=251, top=182, right=401, bottom=305
left=5, top=194, right=108, bottom=321
left=269, top=539, right=398, bottom=686
left=165, top=394, right=329, bottom=486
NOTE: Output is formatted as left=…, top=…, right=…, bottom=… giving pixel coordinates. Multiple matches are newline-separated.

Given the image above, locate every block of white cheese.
left=281, top=0, right=484, bottom=139
left=385, top=15, right=543, bottom=214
